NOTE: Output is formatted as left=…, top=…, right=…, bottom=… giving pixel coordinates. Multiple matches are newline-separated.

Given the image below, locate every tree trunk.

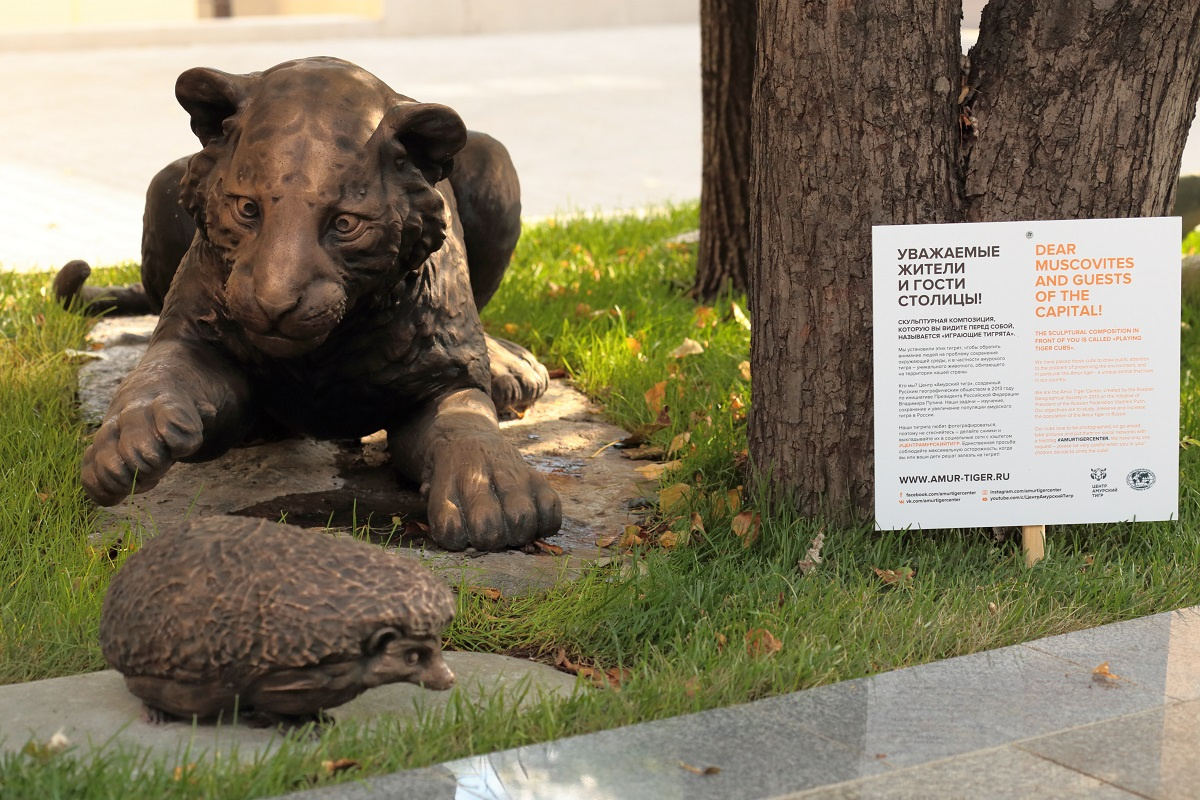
left=965, top=2, right=1200, bottom=223
left=747, top=0, right=1200, bottom=521
left=748, top=0, right=963, bottom=516
left=694, top=0, right=756, bottom=300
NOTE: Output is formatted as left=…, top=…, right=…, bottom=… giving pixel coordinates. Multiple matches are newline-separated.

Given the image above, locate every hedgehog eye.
left=233, top=196, right=259, bottom=223
left=404, top=647, right=425, bottom=666
left=331, top=213, right=365, bottom=239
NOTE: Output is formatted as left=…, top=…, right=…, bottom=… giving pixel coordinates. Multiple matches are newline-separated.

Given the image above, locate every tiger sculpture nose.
left=255, top=292, right=301, bottom=321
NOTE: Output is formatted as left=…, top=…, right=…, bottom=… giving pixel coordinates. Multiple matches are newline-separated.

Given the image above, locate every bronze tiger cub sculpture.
left=59, top=57, right=561, bottom=551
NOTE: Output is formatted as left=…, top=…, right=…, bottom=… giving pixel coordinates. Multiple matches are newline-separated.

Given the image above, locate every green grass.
left=1185, top=227, right=1200, bottom=256
left=2, top=208, right=1200, bottom=797
left=0, top=273, right=111, bottom=684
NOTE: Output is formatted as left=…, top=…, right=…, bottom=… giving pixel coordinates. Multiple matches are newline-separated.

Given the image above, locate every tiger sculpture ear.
left=375, top=102, right=468, bottom=185
left=175, top=66, right=257, bottom=146
left=174, top=67, right=258, bottom=226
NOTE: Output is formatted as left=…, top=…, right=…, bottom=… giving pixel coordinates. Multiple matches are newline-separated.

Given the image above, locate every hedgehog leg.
left=124, top=675, right=236, bottom=722
left=140, top=703, right=181, bottom=725
left=239, top=708, right=331, bottom=733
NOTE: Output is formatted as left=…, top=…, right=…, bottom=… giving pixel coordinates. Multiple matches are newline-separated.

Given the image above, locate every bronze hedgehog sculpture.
left=100, top=515, right=456, bottom=726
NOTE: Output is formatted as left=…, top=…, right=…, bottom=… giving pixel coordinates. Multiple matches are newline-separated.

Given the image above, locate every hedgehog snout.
left=417, top=653, right=455, bottom=691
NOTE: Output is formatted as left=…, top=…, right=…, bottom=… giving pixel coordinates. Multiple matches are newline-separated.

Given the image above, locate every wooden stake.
left=1022, top=525, right=1045, bottom=567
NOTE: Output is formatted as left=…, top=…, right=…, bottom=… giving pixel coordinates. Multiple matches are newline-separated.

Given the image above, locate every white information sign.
left=873, top=218, right=1180, bottom=530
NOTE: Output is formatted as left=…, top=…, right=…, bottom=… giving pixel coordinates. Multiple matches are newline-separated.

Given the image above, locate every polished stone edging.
left=272, top=607, right=1200, bottom=800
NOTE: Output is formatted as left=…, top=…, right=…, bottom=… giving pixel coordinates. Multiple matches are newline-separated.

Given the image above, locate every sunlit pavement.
left=3, top=22, right=1197, bottom=274
left=0, top=25, right=702, bottom=272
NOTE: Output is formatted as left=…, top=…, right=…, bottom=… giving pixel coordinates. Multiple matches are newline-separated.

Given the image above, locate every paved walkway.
left=3, top=23, right=1198, bottom=272
left=277, top=607, right=1200, bottom=799
left=0, top=25, right=701, bottom=272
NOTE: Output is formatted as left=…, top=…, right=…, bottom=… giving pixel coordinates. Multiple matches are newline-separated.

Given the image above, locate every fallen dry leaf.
left=546, top=281, right=566, bottom=298
left=567, top=660, right=629, bottom=691
left=621, top=445, right=666, bottom=461
left=467, top=586, right=503, bottom=601
left=322, top=758, right=360, bottom=777
left=606, top=666, right=633, bottom=687
left=987, top=601, right=999, bottom=615
left=797, top=530, right=825, bottom=575
left=546, top=368, right=568, bottom=379
left=669, top=337, right=705, bottom=358
left=62, top=348, right=104, bottom=364
left=173, top=763, right=198, bottom=784
left=1092, top=661, right=1126, bottom=686
left=737, top=360, right=751, bottom=381
left=618, top=524, right=646, bottom=548
left=555, top=648, right=577, bottom=671
left=621, top=406, right=672, bottom=447
left=690, top=511, right=706, bottom=539
left=745, top=627, right=783, bottom=657
left=693, top=306, right=718, bottom=328
left=667, top=431, right=691, bottom=458
left=730, top=301, right=751, bottom=330
left=576, top=665, right=602, bottom=685
left=713, top=487, right=743, bottom=516
left=46, top=729, right=70, bottom=754
left=715, top=632, right=727, bottom=652
left=731, top=510, right=760, bottom=547
left=502, top=322, right=520, bottom=336
left=659, top=483, right=692, bottom=514
left=679, top=761, right=722, bottom=776
left=634, top=461, right=680, bottom=481
left=645, top=381, right=668, bottom=414
left=625, top=336, right=642, bottom=353
left=596, top=532, right=619, bottom=547
left=659, top=530, right=680, bottom=549
left=532, top=540, right=564, bottom=556
left=873, top=566, right=915, bottom=587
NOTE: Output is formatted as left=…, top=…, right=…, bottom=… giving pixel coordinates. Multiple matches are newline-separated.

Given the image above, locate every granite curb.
left=270, top=606, right=1200, bottom=800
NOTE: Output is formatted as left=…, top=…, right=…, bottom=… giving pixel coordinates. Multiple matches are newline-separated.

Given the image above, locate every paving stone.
left=270, top=696, right=891, bottom=800
left=273, top=609, right=1200, bottom=800
left=821, top=644, right=1169, bottom=769
left=785, top=746, right=1138, bottom=800
left=0, top=653, right=576, bottom=765
left=1017, top=699, right=1200, bottom=800
left=1022, top=607, right=1200, bottom=702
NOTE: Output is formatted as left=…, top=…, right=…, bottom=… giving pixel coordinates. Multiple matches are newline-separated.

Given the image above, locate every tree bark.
left=965, top=2, right=1200, bottom=223
left=694, top=0, right=756, bottom=300
left=748, top=0, right=963, bottom=516
left=747, top=0, right=1200, bottom=521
